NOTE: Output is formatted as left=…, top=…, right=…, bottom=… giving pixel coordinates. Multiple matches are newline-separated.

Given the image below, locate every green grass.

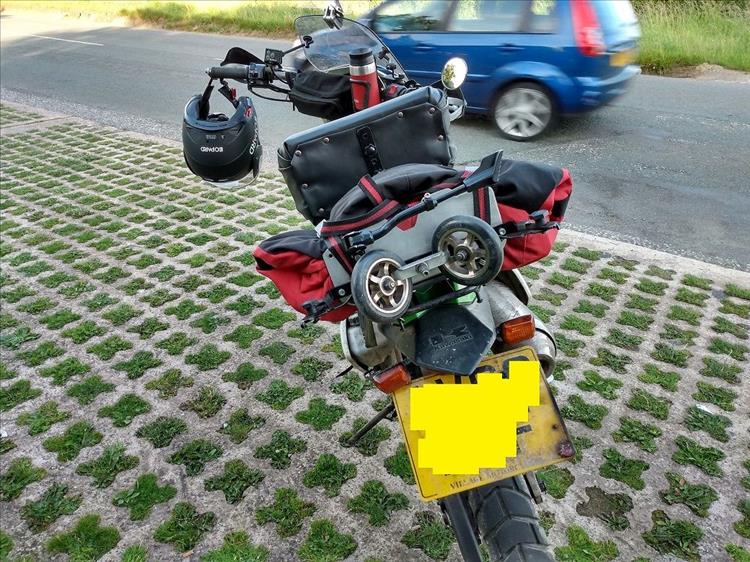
left=298, top=519, right=357, bottom=562
left=255, top=431, right=307, bottom=469
left=401, top=511, right=455, bottom=561
left=43, top=421, right=103, bottom=462
left=204, top=460, right=264, bottom=504
left=295, top=397, right=346, bottom=430
left=684, top=405, right=731, bottom=442
left=223, top=324, right=263, bottom=348
left=113, top=473, right=176, bottom=521
left=98, top=394, right=152, bottom=427
left=555, top=524, right=618, bottom=562
left=16, top=401, right=70, bottom=435
left=256, top=379, right=305, bottom=411
left=627, top=388, right=670, bottom=420
left=185, top=344, right=231, bottom=371
left=642, top=510, right=703, bottom=562
left=330, top=372, right=370, bottom=401
left=562, top=394, right=609, bottom=429
left=659, top=471, right=718, bottom=517
left=114, top=351, right=162, bottom=379
left=599, top=448, right=649, bottom=490
left=66, top=375, right=115, bottom=405
left=693, top=381, right=737, bottom=411
left=536, top=465, right=575, bottom=499
left=154, top=502, right=216, bottom=553
left=136, top=416, right=188, bottom=448
left=292, top=357, right=333, bottom=382
left=637, top=363, right=680, bottom=391
left=576, top=486, right=633, bottom=531
left=21, top=483, right=82, bottom=532
left=576, top=370, right=623, bottom=399
left=339, top=418, right=391, bottom=456
left=0, top=379, right=42, bottom=411
left=202, top=531, right=268, bottom=562
left=303, top=454, right=357, bottom=497
left=0, top=457, right=47, bottom=501
left=75, top=443, right=139, bottom=488
left=47, top=514, right=120, bottom=561
left=144, top=368, right=194, bottom=398
left=259, top=341, right=295, bottom=364
left=637, top=0, right=750, bottom=73
left=612, top=416, right=662, bottom=453
left=672, top=435, right=725, bottom=476
left=220, top=408, right=266, bottom=443
left=223, top=363, right=268, bottom=389
left=181, top=386, right=226, bottom=418
left=168, top=439, right=223, bottom=476
left=700, top=357, right=741, bottom=383
left=384, top=443, right=416, bottom=485
left=347, top=480, right=409, bottom=526
left=39, top=357, right=91, bottom=386
left=256, top=487, right=316, bottom=538
left=590, top=347, right=631, bottom=374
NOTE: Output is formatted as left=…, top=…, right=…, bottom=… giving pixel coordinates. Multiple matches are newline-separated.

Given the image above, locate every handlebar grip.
left=206, top=64, right=249, bottom=81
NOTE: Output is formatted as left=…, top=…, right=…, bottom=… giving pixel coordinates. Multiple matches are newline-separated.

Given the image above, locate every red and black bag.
left=254, top=159, right=572, bottom=323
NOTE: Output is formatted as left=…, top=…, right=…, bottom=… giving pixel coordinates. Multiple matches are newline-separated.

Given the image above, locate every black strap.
left=356, top=126, right=383, bottom=176
left=198, top=80, right=214, bottom=120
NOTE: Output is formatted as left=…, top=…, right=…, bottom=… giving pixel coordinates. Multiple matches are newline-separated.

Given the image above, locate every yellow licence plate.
left=611, top=50, right=636, bottom=67
left=392, top=346, right=572, bottom=501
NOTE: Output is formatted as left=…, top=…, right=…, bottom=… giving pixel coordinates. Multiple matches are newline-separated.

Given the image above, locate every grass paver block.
left=168, top=439, right=223, bottom=476
left=256, top=487, right=316, bottom=537
left=98, top=394, right=152, bottom=427
left=153, top=502, right=215, bottom=553
left=298, top=519, right=357, bottom=562
left=672, top=435, right=725, bottom=477
left=112, top=473, right=176, bottom=521
left=254, top=431, right=307, bottom=469
left=347, top=480, right=409, bottom=526
left=47, top=514, right=120, bottom=561
left=642, top=510, right=703, bottom=562
left=219, top=409, right=265, bottom=444
left=659, top=472, right=718, bottom=517
left=401, top=511, right=455, bottom=561
left=599, top=448, right=649, bottom=490
left=0, top=457, right=46, bottom=501
left=43, top=421, right=103, bottom=462
left=21, top=483, right=82, bottom=532
left=204, top=459, right=264, bottom=504
left=303, top=454, right=357, bottom=497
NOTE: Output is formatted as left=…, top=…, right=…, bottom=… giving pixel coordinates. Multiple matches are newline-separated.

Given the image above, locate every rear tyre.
left=466, top=476, right=554, bottom=562
left=492, top=82, right=556, bottom=142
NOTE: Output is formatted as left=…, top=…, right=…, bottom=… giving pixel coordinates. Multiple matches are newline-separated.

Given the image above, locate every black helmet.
left=182, top=83, right=261, bottom=183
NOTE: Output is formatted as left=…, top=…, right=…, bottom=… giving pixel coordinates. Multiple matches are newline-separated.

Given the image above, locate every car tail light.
left=372, top=364, right=411, bottom=394
left=571, top=0, right=605, bottom=57
left=501, top=314, right=536, bottom=344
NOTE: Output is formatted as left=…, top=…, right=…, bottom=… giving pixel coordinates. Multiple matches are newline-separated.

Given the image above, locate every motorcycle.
left=184, top=11, right=574, bottom=562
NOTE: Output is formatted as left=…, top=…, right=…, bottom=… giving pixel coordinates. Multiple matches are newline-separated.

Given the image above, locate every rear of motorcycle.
left=340, top=208, right=573, bottom=561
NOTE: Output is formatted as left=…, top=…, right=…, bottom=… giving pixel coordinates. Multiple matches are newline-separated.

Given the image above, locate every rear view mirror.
left=441, top=58, right=468, bottom=90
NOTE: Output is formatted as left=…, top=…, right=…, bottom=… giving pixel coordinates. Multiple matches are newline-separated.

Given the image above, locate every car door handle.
left=415, top=42, right=434, bottom=52
left=498, top=43, right=521, bottom=52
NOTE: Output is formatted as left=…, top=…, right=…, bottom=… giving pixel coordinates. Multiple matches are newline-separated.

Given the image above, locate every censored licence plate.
left=392, top=346, right=572, bottom=501
left=611, top=49, right=636, bottom=67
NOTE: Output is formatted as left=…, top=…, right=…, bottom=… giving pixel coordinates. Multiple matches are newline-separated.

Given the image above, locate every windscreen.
left=295, top=15, right=405, bottom=75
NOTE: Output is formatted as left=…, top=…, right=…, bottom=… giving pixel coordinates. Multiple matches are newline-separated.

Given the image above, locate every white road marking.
left=29, top=34, right=103, bottom=47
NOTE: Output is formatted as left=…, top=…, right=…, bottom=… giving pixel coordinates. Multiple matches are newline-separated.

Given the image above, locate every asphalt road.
left=2, top=11, right=750, bottom=270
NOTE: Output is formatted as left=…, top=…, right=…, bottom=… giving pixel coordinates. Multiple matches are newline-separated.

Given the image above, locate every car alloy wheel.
left=493, top=83, right=554, bottom=141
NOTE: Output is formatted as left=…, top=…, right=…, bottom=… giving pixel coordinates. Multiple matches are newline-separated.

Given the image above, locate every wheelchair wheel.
left=351, top=250, right=412, bottom=324
left=433, top=216, right=503, bottom=286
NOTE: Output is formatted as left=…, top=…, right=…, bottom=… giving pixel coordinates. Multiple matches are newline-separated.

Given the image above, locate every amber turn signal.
left=372, top=364, right=412, bottom=394
left=501, top=314, right=536, bottom=344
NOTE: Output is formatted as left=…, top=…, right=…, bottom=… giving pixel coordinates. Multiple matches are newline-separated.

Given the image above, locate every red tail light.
left=372, top=364, right=411, bottom=394
left=571, top=0, right=605, bottom=57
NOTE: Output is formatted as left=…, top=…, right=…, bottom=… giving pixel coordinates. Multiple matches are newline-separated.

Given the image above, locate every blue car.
left=359, top=0, right=641, bottom=140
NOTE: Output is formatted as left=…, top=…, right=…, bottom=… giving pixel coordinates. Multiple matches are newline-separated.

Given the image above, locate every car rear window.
left=449, top=0, right=526, bottom=32
left=592, top=0, right=638, bottom=34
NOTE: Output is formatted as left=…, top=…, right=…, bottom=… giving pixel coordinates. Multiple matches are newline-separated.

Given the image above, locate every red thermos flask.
left=349, top=47, right=380, bottom=111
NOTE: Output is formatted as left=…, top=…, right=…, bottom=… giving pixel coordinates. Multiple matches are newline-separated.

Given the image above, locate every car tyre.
left=492, top=81, right=556, bottom=141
